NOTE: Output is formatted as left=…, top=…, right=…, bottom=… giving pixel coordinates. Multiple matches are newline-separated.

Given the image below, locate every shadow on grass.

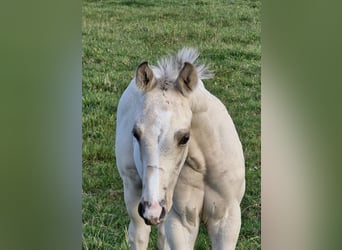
left=117, top=0, right=157, bottom=7
left=116, top=0, right=212, bottom=8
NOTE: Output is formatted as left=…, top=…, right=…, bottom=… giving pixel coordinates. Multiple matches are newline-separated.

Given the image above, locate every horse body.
left=115, top=48, right=245, bottom=250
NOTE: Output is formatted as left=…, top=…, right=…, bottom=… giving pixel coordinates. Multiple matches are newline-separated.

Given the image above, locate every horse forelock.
left=150, top=48, right=213, bottom=89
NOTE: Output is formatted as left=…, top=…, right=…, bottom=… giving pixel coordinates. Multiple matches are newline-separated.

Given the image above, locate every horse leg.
left=123, top=180, right=151, bottom=250
left=206, top=201, right=241, bottom=250
left=164, top=167, right=204, bottom=250
left=157, top=221, right=170, bottom=250
left=164, top=208, right=200, bottom=250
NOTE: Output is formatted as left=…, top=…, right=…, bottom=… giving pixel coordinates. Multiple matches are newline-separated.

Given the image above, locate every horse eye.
left=179, top=134, right=190, bottom=145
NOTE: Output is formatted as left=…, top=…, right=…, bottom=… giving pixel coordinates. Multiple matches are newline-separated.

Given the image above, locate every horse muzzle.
left=138, top=200, right=166, bottom=225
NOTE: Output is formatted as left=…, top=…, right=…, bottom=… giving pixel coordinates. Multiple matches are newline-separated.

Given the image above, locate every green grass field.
left=82, top=0, right=260, bottom=249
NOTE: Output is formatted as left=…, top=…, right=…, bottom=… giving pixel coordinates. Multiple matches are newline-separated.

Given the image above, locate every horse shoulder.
left=190, top=93, right=245, bottom=184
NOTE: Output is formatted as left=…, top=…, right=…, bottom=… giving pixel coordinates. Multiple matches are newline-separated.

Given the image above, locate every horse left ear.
left=136, top=61, right=157, bottom=92
left=176, top=62, right=198, bottom=96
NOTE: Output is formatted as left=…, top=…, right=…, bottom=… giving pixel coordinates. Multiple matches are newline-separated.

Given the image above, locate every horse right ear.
left=176, top=62, right=198, bottom=96
left=135, top=61, right=157, bottom=92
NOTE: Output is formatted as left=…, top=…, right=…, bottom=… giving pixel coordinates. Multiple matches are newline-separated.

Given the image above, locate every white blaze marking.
left=148, top=166, right=160, bottom=202
left=145, top=109, right=171, bottom=204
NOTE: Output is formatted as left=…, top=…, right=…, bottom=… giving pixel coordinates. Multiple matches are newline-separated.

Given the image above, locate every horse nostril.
left=145, top=201, right=151, bottom=207
left=138, top=202, right=144, bottom=218
left=159, top=199, right=166, bottom=206
left=159, top=206, right=166, bottom=220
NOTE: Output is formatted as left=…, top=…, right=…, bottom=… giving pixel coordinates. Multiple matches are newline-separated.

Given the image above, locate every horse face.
left=133, top=62, right=198, bottom=225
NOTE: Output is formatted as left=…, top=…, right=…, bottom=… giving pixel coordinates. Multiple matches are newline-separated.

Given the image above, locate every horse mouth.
left=143, top=217, right=159, bottom=226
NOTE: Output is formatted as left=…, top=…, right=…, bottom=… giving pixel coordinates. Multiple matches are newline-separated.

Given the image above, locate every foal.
left=115, top=48, right=245, bottom=249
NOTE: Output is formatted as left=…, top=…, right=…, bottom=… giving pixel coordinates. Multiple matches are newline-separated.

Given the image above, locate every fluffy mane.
left=151, top=48, right=213, bottom=86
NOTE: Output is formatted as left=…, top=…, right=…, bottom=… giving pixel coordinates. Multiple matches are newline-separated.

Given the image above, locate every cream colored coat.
left=115, top=48, right=245, bottom=250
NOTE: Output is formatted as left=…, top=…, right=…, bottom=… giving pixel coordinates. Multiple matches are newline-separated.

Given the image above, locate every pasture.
left=82, top=0, right=260, bottom=249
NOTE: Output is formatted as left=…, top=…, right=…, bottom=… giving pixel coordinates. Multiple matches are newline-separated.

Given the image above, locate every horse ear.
left=136, top=61, right=157, bottom=92
left=176, top=62, right=198, bottom=96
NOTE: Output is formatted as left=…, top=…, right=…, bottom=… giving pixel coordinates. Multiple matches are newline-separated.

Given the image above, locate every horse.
left=115, top=48, right=245, bottom=250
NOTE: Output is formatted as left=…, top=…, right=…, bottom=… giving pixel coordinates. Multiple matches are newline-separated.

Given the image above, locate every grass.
left=82, top=0, right=260, bottom=249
